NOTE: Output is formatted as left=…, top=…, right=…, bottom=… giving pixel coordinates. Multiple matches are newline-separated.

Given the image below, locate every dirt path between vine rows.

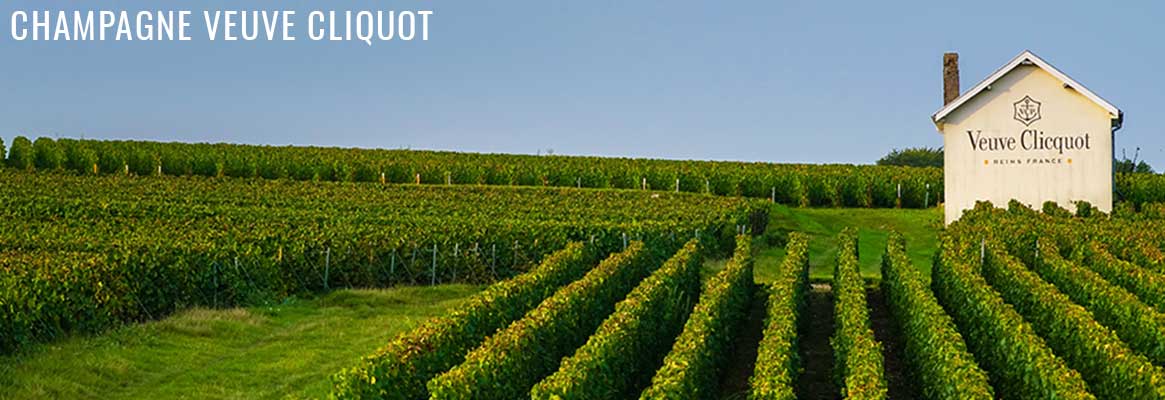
left=796, top=283, right=839, bottom=400
left=866, top=287, right=918, bottom=400
left=707, top=281, right=916, bottom=399
left=715, top=288, right=767, bottom=399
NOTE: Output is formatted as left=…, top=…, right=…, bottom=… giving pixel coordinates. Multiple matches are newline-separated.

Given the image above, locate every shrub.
left=6, top=136, right=34, bottom=170
left=1041, top=201, right=1073, bottom=218
left=1074, top=201, right=1098, bottom=218
left=63, top=140, right=99, bottom=175
left=876, top=147, right=942, bottom=168
left=33, top=137, right=65, bottom=170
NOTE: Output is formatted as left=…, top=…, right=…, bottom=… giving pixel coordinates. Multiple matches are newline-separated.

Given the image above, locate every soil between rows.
left=797, top=283, right=839, bottom=400
left=715, top=288, right=768, bottom=399
left=866, top=287, right=918, bottom=400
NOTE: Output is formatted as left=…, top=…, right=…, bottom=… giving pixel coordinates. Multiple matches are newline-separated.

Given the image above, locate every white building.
left=932, top=50, right=1123, bottom=224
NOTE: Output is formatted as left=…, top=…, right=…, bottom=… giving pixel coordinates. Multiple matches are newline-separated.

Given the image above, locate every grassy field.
left=0, top=205, right=942, bottom=399
left=758, top=204, right=942, bottom=282
left=0, top=286, right=482, bottom=400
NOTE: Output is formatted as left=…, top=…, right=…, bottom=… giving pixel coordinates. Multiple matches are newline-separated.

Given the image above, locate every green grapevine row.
left=531, top=239, right=703, bottom=399
left=880, top=232, right=993, bottom=399
left=961, top=202, right=1165, bottom=318
left=747, top=233, right=807, bottom=400
left=949, top=204, right=1165, bottom=396
left=640, top=235, right=756, bottom=399
left=0, top=170, right=756, bottom=354
left=979, top=242, right=1165, bottom=399
left=330, top=243, right=598, bottom=399
left=1000, top=200, right=1165, bottom=272
left=3, top=137, right=942, bottom=208
left=10, top=137, right=1165, bottom=206
left=1014, top=240, right=1165, bottom=366
left=931, top=235, right=1094, bottom=399
left=427, top=242, right=662, bottom=399
left=1074, top=241, right=1165, bottom=314
left=831, top=228, right=887, bottom=400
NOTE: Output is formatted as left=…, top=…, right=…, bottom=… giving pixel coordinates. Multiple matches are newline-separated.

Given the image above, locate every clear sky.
left=1, top=0, right=1162, bottom=167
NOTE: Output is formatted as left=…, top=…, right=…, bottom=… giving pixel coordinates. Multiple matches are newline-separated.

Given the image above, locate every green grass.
left=756, top=204, right=942, bottom=282
left=0, top=285, right=483, bottom=400
left=0, top=205, right=942, bottom=399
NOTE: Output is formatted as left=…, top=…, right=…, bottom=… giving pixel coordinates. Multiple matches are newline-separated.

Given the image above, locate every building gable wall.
left=941, top=64, right=1113, bottom=223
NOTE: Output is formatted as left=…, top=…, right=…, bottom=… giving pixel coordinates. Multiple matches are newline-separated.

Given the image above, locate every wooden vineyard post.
left=897, top=183, right=902, bottom=208
left=514, top=240, right=520, bottom=268
left=431, top=243, right=438, bottom=286
left=452, top=243, right=459, bottom=283
left=324, top=247, right=331, bottom=290
left=980, top=238, right=986, bottom=265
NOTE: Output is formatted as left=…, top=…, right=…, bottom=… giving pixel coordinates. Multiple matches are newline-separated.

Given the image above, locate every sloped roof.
left=931, top=50, right=1122, bottom=125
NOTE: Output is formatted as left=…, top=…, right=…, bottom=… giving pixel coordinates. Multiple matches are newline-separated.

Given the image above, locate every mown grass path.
left=764, top=205, right=941, bottom=281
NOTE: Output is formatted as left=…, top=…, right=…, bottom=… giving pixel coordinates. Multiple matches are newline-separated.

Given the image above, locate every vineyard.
left=4, top=137, right=944, bottom=207
left=8, top=137, right=1165, bottom=207
left=0, top=168, right=762, bottom=355
left=5, top=140, right=1165, bottom=399
left=323, top=201, right=1165, bottom=399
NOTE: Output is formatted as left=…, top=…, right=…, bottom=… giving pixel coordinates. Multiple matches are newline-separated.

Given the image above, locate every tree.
left=0, top=137, right=5, bottom=162
left=1115, top=148, right=1154, bottom=174
left=33, top=137, right=65, bottom=170
left=877, top=147, right=943, bottom=168
left=6, top=136, right=34, bottom=170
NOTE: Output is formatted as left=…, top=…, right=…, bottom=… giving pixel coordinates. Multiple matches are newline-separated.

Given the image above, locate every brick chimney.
left=943, top=53, right=959, bottom=105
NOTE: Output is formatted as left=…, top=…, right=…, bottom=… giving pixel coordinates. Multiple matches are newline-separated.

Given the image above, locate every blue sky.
left=1, top=1, right=1162, bottom=167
